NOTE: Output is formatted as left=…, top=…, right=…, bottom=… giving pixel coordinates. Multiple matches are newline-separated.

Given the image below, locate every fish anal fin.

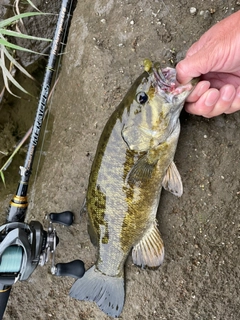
left=162, top=161, right=183, bottom=197
left=132, top=224, right=164, bottom=268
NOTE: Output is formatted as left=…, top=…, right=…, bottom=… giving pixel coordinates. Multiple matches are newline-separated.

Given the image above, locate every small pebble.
left=190, top=7, right=197, bottom=15
left=203, top=10, right=211, bottom=19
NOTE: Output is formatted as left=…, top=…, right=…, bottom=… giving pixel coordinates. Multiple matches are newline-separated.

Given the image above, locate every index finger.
left=186, top=81, right=211, bottom=103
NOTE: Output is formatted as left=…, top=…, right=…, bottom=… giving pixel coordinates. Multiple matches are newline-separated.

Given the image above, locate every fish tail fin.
left=69, top=266, right=125, bottom=318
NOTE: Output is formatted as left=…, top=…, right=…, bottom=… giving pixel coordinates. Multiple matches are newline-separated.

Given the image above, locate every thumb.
left=176, top=50, right=213, bottom=84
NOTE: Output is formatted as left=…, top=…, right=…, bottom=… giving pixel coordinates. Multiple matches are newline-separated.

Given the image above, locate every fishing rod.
left=0, top=0, right=85, bottom=318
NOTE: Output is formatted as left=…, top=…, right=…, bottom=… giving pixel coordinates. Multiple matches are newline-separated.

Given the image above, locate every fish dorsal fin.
left=127, top=154, right=157, bottom=184
left=87, top=221, right=98, bottom=247
left=82, top=199, right=98, bottom=247
left=80, top=197, right=87, bottom=217
left=132, top=223, right=164, bottom=268
left=162, top=161, right=183, bottom=197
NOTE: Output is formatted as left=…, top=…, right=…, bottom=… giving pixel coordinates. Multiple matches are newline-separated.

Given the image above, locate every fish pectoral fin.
left=132, top=224, right=164, bottom=268
left=127, top=154, right=157, bottom=184
left=162, top=161, right=183, bottom=197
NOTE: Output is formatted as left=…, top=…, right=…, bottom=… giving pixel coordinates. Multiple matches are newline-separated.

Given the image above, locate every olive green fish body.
left=70, top=61, right=198, bottom=318
left=87, top=108, right=180, bottom=275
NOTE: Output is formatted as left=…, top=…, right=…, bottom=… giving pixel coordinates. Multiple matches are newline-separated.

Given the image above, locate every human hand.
left=176, top=11, right=240, bottom=118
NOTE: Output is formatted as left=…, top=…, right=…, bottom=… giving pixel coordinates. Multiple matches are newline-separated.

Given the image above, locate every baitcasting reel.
left=0, top=211, right=85, bottom=287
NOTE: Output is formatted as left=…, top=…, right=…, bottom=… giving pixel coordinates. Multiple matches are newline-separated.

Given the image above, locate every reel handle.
left=49, top=211, right=74, bottom=226
left=54, top=260, right=85, bottom=278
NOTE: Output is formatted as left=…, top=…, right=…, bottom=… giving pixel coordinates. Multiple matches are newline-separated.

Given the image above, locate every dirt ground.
left=1, top=0, right=240, bottom=319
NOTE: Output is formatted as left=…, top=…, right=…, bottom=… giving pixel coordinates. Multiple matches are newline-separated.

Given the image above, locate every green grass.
left=0, top=5, right=52, bottom=185
left=0, top=12, right=51, bottom=97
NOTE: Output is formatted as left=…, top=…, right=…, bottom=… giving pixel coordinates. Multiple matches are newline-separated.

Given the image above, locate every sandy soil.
left=1, top=1, right=240, bottom=319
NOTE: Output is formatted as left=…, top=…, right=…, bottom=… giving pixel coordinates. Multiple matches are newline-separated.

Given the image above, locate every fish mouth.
left=153, top=64, right=198, bottom=96
left=153, top=65, right=176, bottom=91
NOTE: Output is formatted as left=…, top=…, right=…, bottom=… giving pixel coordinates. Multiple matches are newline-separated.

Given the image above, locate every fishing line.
left=30, top=0, right=75, bottom=212
left=31, top=0, right=175, bottom=201
left=0, top=1, right=85, bottom=319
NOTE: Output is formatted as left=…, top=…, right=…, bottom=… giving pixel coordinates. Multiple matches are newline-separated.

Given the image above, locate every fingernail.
left=237, top=87, right=240, bottom=97
left=205, top=91, right=218, bottom=107
left=197, top=82, right=209, bottom=97
left=222, top=87, right=235, bottom=101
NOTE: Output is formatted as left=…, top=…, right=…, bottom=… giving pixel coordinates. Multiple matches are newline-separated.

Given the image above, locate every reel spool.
left=0, top=246, right=23, bottom=274
left=0, top=212, right=85, bottom=287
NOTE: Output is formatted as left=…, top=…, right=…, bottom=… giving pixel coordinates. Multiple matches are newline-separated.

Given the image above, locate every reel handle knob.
left=49, top=211, right=74, bottom=226
left=54, top=260, right=85, bottom=278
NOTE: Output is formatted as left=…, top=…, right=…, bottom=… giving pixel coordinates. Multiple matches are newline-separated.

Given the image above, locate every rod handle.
left=0, top=286, right=11, bottom=320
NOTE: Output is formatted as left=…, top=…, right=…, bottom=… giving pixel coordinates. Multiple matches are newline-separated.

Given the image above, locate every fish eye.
left=136, top=92, right=148, bottom=104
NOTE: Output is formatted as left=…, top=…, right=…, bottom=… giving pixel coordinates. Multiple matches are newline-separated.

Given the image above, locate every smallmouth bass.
left=70, top=60, right=198, bottom=317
